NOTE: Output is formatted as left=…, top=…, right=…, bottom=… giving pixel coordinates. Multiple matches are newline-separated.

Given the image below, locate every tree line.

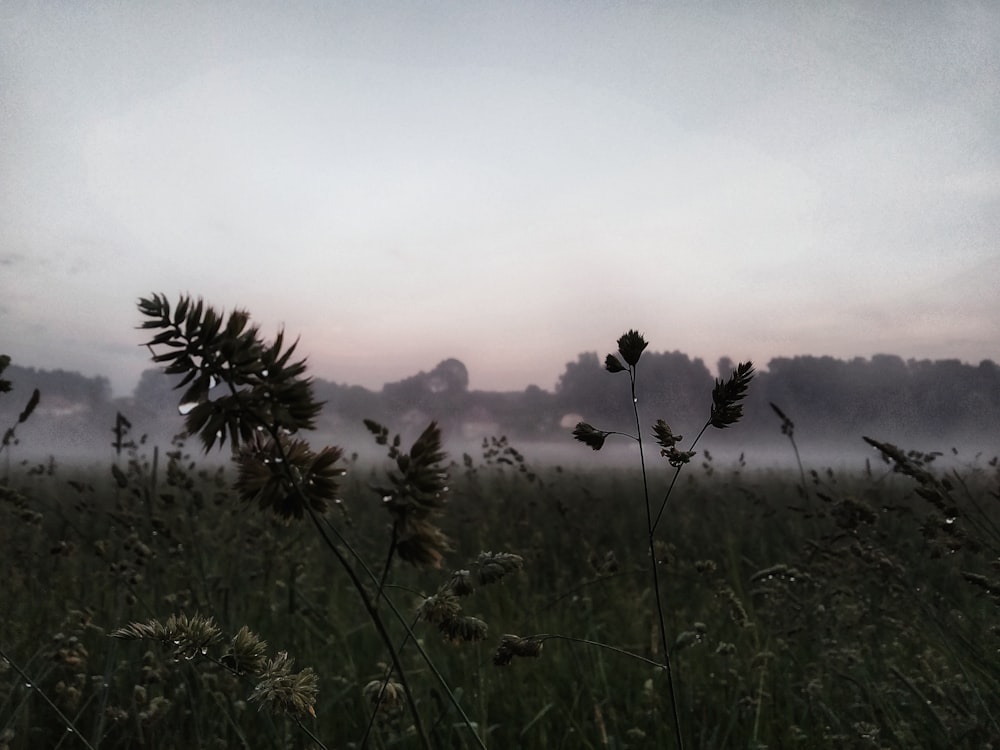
left=2, top=351, right=997, bottom=459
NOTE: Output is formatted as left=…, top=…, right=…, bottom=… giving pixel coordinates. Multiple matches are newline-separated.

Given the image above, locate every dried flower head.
left=573, top=422, right=608, bottom=451
left=439, top=615, right=489, bottom=644
left=234, top=433, right=345, bottom=520
left=616, top=330, right=648, bottom=367
left=222, top=626, right=270, bottom=676
left=363, top=678, right=406, bottom=712
left=474, top=551, right=524, bottom=585
left=249, top=651, right=318, bottom=718
left=605, top=354, right=626, bottom=373
left=416, top=593, right=462, bottom=625
left=493, top=634, right=544, bottom=666
left=444, top=569, right=476, bottom=597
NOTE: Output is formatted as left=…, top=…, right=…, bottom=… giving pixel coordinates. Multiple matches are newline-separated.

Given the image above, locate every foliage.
left=3, top=435, right=1000, bottom=747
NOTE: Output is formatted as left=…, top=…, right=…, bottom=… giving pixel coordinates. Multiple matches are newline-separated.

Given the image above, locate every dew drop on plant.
left=24, top=682, right=32, bottom=689
left=945, top=516, right=956, bottom=524
left=261, top=369, right=269, bottom=377
left=382, top=495, right=393, bottom=504
left=178, top=401, right=198, bottom=415
left=201, top=646, right=208, bottom=655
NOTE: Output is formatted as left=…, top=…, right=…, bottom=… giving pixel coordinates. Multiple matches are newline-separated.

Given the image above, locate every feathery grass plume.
left=572, top=422, right=609, bottom=451
left=249, top=651, right=319, bottom=718
left=717, top=586, right=753, bottom=629
left=110, top=613, right=222, bottom=660
left=710, top=361, right=755, bottom=428
left=0, top=355, right=41, bottom=454
left=222, top=626, right=270, bottom=676
left=367, top=420, right=451, bottom=567
left=234, top=432, right=345, bottom=519
left=417, top=552, right=523, bottom=643
left=363, top=679, right=406, bottom=712
left=0, top=354, right=11, bottom=393
left=493, top=635, right=544, bottom=666
left=769, top=401, right=810, bottom=501
left=474, top=551, right=524, bottom=585
left=138, top=294, right=322, bottom=452
left=112, top=613, right=322, bottom=720
left=863, top=436, right=958, bottom=518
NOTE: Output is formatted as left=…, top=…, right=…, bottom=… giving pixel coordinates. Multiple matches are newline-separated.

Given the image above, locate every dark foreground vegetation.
left=3, top=302, right=1000, bottom=749
left=2, top=438, right=1000, bottom=749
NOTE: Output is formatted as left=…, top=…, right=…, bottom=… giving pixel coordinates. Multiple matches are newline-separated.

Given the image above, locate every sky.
left=2, top=1, right=999, bottom=398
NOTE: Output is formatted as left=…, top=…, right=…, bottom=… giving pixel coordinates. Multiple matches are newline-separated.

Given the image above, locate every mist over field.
left=2, top=349, right=996, bottom=474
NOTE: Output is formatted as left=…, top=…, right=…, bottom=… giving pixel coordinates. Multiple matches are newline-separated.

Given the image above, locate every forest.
left=2, top=351, right=997, bottom=464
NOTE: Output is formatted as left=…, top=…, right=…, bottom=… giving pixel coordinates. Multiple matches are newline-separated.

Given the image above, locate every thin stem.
left=377, top=522, right=399, bottom=596
left=318, top=514, right=488, bottom=750
left=359, top=615, right=419, bottom=750
left=629, top=365, right=684, bottom=750
left=302, top=504, right=433, bottom=750
left=651, top=420, right=711, bottom=535
left=264, top=424, right=432, bottom=750
left=0, top=645, right=97, bottom=750
left=293, top=716, right=331, bottom=750
left=532, top=634, right=668, bottom=670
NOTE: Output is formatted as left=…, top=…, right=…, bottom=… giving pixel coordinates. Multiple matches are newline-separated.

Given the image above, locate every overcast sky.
left=2, top=1, right=998, bottom=397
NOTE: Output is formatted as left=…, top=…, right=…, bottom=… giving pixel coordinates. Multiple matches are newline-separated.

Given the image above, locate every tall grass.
left=3, top=306, right=1000, bottom=748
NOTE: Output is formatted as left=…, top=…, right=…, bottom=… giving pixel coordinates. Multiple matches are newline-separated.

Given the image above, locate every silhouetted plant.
left=561, top=329, right=754, bottom=749
left=0, top=355, right=40, bottom=458
left=133, top=294, right=508, bottom=750
left=770, top=402, right=809, bottom=500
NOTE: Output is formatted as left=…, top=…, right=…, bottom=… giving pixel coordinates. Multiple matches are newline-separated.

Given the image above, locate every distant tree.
left=132, top=368, right=182, bottom=417
left=383, top=359, right=471, bottom=434
left=635, top=351, right=713, bottom=431
left=427, top=358, right=469, bottom=394
left=505, top=384, right=558, bottom=438
left=716, top=356, right=735, bottom=379
left=555, top=352, right=625, bottom=425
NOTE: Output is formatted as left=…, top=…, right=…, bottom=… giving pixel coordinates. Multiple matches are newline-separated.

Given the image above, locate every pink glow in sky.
left=2, top=2, right=998, bottom=396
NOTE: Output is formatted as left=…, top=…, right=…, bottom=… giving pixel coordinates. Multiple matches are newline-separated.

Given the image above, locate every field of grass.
left=2, top=429, right=1000, bottom=749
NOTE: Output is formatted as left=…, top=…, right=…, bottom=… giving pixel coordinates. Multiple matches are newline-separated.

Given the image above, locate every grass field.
left=2, top=429, right=999, bottom=749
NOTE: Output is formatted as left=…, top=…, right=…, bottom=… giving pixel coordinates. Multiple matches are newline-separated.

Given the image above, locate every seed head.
left=616, top=330, right=648, bottom=367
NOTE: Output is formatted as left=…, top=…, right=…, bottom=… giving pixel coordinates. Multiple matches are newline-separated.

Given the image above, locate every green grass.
left=2, top=436, right=999, bottom=749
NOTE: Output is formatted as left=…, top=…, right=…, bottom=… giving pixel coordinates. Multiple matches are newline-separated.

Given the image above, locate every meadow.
left=2, top=302, right=1000, bottom=749
left=2, top=430, right=999, bottom=749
